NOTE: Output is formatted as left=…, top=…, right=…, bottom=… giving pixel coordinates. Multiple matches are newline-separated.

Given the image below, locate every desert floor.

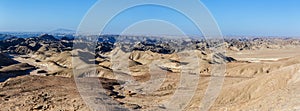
left=1, top=47, right=300, bottom=111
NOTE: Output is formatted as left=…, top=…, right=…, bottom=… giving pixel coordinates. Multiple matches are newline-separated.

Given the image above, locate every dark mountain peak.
left=0, top=53, right=19, bottom=67
left=61, top=36, right=74, bottom=41
left=38, top=34, right=58, bottom=41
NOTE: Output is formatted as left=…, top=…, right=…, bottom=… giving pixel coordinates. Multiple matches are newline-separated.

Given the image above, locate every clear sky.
left=0, top=0, right=300, bottom=36
left=0, top=0, right=97, bottom=32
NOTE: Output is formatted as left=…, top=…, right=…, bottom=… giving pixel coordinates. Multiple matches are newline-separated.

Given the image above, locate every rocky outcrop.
left=0, top=76, right=90, bottom=111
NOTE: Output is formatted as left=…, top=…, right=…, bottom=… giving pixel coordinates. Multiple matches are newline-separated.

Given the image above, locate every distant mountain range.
left=49, top=28, right=76, bottom=34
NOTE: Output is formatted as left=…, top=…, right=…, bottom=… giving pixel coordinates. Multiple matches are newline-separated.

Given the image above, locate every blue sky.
left=203, top=0, right=300, bottom=36
left=0, top=0, right=96, bottom=32
left=0, top=0, right=300, bottom=36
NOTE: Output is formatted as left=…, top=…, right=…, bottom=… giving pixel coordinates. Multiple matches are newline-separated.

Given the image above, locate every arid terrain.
left=1, top=34, right=300, bottom=111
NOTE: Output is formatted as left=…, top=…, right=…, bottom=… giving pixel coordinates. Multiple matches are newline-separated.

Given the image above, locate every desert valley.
left=0, top=34, right=300, bottom=110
